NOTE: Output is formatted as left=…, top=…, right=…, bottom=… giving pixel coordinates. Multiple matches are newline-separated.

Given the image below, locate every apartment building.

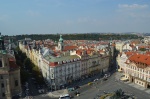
left=19, top=35, right=111, bottom=90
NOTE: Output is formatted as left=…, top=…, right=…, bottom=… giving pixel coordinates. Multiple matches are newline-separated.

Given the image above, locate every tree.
left=139, top=48, right=146, bottom=51
left=24, top=58, right=32, bottom=71
left=32, top=66, right=44, bottom=84
left=111, top=89, right=124, bottom=99
left=20, top=69, right=29, bottom=84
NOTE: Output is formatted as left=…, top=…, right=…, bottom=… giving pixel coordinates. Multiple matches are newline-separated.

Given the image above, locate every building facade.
left=117, top=51, right=150, bottom=88
left=18, top=35, right=110, bottom=90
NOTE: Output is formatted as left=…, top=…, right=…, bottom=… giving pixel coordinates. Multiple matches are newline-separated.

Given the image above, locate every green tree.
left=111, top=89, right=124, bottom=99
left=139, top=48, right=146, bottom=51
left=32, top=66, right=44, bottom=84
left=20, top=69, right=29, bottom=84
left=24, top=58, right=32, bottom=71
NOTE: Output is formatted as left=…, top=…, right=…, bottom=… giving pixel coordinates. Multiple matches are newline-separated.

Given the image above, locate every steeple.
left=58, top=35, right=64, bottom=51
left=8, top=38, right=12, bottom=50
left=59, top=35, right=63, bottom=42
left=108, top=37, right=113, bottom=47
left=33, top=40, right=36, bottom=49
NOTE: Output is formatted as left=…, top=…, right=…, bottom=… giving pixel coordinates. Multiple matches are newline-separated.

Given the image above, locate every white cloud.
left=117, top=4, right=150, bottom=18
left=118, top=4, right=148, bottom=9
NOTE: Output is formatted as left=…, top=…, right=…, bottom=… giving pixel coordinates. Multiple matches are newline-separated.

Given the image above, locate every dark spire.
left=0, top=33, right=5, bottom=50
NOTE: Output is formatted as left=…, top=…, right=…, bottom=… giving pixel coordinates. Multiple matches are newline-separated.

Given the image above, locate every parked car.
left=59, top=94, right=70, bottom=99
left=68, top=87, right=75, bottom=91
left=88, top=82, right=93, bottom=85
left=38, top=89, right=44, bottom=94
left=93, top=78, right=99, bottom=82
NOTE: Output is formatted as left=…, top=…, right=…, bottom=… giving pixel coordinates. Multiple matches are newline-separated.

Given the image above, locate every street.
left=20, top=71, right=150, bottom=99
left=73, top=72, right=150, bottom=99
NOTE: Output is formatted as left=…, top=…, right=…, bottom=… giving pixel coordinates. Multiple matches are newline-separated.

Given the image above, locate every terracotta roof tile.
left=9, top=58, right=19, bottom=69
left=129, top=54, right=150, bottom=65
left=63, top=46, right=77, bottom=51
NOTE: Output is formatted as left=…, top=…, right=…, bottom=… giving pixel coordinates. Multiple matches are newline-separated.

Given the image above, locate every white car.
left=38, top=89, right=44, bottom=94
left=26, top=88, right=29, bottom=91
left=94, top=78, right=99, bottom=82
left=59, top=94, right=70, bottom=99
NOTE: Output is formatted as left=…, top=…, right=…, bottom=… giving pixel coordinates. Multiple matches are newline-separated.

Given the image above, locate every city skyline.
left=0, top=0, right=150, bottom=35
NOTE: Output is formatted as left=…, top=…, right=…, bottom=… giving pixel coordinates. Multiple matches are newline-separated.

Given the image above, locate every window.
left=15, top=80, right=18, bottom=86
left=2, top=93, right=5, bottom=97
left=1, top=83, right=4, bottom=88
left=0, top=59, right=2, bottom=67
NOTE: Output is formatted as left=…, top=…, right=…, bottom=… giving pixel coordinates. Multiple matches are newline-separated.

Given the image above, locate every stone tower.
left=0, top=33, right=21, bottom=99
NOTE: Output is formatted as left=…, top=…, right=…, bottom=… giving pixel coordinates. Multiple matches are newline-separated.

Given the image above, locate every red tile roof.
left=125, top=51, right=137, bottom=56
left=63, top=46, right=77, bottom=51
left=76, top=49, right=84, bottom=55
left=9, top=58, right=19, bottom=69
left=146, top=51, right=150, bottom=55
left=129, top=54, right=150, bottom=65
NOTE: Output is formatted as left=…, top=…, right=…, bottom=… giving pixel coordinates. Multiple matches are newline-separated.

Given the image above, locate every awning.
left=120, top=77, right=128, bottom=81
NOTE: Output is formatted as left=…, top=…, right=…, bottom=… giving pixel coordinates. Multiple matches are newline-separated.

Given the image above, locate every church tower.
left=0, top=33, right=9, bottom=70
left=58, top=35, right=64, bottom=51
left=0, top=33, right=21, bottom=99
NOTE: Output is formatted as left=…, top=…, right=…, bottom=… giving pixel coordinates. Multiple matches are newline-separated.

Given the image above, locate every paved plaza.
left=23, top=72, right=150, bottom=99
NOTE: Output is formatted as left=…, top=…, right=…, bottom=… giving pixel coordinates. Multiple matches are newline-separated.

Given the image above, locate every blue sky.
left=0, top=0, right=150, bottom=35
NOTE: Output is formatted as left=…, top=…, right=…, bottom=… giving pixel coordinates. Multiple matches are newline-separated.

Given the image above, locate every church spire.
left=59, top=35, right=63, bottom=42
left=58, top=35, right=64, bottom=51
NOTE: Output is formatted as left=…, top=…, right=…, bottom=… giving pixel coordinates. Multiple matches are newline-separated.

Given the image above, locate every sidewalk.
left=47, top=89, right=69, bottom=98
left=115, top=72, right=150, bottom=95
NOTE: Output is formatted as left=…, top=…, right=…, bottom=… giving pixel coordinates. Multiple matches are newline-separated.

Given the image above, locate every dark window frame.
left=0, top=60, right=2, bottom=67
left=15, top=80, right=18, bottom=86
left=1, top=83, right=4, bottom=88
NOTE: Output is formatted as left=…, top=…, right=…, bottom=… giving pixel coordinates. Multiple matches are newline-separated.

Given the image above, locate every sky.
left=0, top=0, right=150, bottom=35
